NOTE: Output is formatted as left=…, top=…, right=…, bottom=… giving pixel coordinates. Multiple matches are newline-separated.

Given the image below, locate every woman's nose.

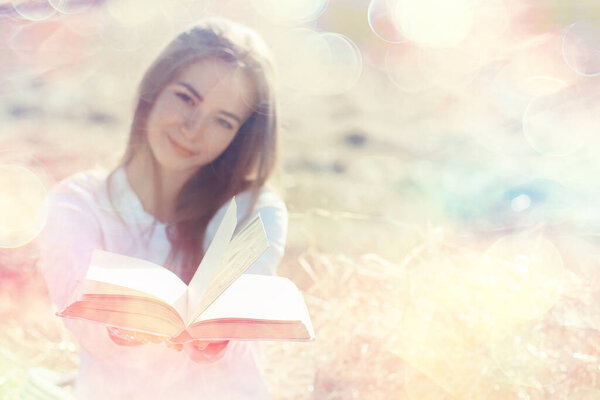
left=181, top=109, right=205, bottom=139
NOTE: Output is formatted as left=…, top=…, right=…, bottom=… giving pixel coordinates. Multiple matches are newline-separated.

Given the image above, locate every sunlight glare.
left=49, top=0, right=93, bottom=14
left=385, top=44, right=478, bottom=92
left=367, top=0, right=406, bottom=43
left=393, top=232, right=567, bottom=397
left=12, top=0, right=56, bottom=21
left=276, top=28, right=362, bottom=95
left=510, top=194, right=531, bottom=212
left=480, top=232, right=565, bottom=326
left=490, top=322, right=571, bottom=389
left=562, top=20, right=600, bottom=77
left=404, top=370, right=451, bottom=400
left=98, top=15, right=145, bottom=52
left=0, top=165, right=49, bottom=248
left=106, top=0, right=165, bottom=27
left=523, top=85, right=599, bottom=156
left=251, top=0, right=327, bottom=25
left=392, top=0, right=474, bottom=48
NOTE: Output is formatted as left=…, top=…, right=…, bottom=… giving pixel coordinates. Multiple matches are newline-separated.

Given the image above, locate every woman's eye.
left=217, top=119, right=233, bottom=130
left=175, top=92, right=195, bottom=106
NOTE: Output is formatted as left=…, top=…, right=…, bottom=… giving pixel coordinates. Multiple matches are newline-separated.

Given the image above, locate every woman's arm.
left=37, top=183, right=136, bottom=357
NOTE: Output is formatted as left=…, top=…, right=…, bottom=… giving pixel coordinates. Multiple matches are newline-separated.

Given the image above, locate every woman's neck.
left=125, top=154, right=192, bottom=223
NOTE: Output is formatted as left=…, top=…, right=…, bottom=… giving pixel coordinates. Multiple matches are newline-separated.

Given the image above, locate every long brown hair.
left=108, top=18, right=279, bottom=283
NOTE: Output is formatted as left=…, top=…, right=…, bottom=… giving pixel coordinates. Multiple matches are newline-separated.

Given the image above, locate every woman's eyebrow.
left=176, top=81, right=242, bottom=124
left=176, top=82, right=203, bottom=101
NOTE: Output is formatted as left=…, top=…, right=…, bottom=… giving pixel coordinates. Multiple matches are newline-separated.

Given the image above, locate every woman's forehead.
left=177, top=57, right=246, bottom=83
left=177, top=59, right=254, bottom=96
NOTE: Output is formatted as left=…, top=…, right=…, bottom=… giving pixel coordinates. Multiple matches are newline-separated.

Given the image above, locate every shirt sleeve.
left=37, top=180, right=121, bottom=360
left=243, top=191, right=288, bottom=277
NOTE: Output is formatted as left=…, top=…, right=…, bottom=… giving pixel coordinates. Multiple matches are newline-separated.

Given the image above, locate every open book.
left=57, top=198, right=314, bottom=342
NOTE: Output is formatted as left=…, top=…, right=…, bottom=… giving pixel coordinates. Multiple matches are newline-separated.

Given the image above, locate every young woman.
left=38, top=18, right=287, bottom=399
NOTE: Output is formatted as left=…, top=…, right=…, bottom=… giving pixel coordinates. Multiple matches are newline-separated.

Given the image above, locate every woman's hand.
left=106, top=327, right=182, bottom=350
left=183, top=340, right=229, bottom=363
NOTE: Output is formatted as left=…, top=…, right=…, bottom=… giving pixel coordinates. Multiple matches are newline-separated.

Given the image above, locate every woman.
left=38, top=18, right=287, bottom=399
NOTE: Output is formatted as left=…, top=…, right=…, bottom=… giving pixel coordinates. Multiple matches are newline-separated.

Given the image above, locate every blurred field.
left=3, top=0, right=600, bottom=399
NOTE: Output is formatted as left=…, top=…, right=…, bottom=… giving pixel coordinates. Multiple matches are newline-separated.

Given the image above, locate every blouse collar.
left=110, top=165, right=167, bottom=228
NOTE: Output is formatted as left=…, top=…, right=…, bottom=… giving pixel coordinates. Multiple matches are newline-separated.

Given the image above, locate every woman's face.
left=145, top=57, right=255, bottom=177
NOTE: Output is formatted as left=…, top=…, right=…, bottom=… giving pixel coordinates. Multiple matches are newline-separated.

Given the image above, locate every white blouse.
left=37, top=166, right=288, bottom=400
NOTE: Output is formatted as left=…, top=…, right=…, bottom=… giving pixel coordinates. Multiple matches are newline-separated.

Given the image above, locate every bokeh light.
left=276, top=28, right=326, bottom=92
left=486, top=232, right=565, bottom=322
left=367, top=0, right=406, bottom=43
left=385, top=44, right=429, bottom=93
left=99, top=1, right=175, bottom=53
left=0, top=164, right=49, bottom=248
left=12, top=0, right=56, bottom=21
left=392, top=0, right=474, bottom=48
left=4, top=1, right=600, bottom=398
left=463, top=59, right=570, bottom=156
left=5, top=19, right=95, bottom=82
left=393, top=231, right=568, bottom=397
left=250, top=0, right=327, bottom=25
left=319, top=32, right=362, bottom=94
left=106, top=0, right=165, bottom=27
left=490, top=62, right=568, bottom=122
left=276, top=28, right=362, bottom=96
left=511, top=194, right=531, bottom=212
left=385, top=43, right=479, bottom=93
left=562, top=20, right=600, bottom=77
left=397, top=254, right=498, bottom=397
left=98, top=15, right=145, bottom=52
left=460, top=30, right=578, bottom=157
left=405, top=231, right=567, bottom=340
left=48, top=0, right=93, bottom=14
left=158, top=0, right=211, bottom=32
left=523, top=84, right=598, bottom=156
left=466, top=0, right=509, bottom=48
left=481, top=232, right=565, bottom=326
left=61, top=6, right=104, bottom=37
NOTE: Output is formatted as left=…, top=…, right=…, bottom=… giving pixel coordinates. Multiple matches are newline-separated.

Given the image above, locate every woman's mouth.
left=167, top=136, right=196, bottom=158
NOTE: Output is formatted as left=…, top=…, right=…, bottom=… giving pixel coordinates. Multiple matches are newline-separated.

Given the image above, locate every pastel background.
left=2, top=0, right=600, bottom=399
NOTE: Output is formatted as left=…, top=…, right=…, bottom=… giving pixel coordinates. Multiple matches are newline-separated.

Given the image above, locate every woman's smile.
left=167, top=135, right=196, bottom=158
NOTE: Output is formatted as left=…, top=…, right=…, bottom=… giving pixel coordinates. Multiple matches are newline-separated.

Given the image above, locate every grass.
left=3, top=208, right=600, bottom=399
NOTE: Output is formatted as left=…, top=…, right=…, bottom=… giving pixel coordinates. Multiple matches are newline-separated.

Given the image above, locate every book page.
left=59, top=279, right=186, bottom=335
left=86, top=250, right=188, bottom=308
left=186, top=320, right=312, bottom=341
left=60, top=297, right=183, bottom=337
left=185, top=198, right=237, bottom=321
left=192, top=275, right=314, bottom=340
left=69, top=279, right=169, bottom=301
left=189, top=219, right=269, bottom=323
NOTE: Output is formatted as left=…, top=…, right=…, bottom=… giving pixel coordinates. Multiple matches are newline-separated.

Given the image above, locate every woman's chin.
left=157, top=158, right=204, bottom=175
